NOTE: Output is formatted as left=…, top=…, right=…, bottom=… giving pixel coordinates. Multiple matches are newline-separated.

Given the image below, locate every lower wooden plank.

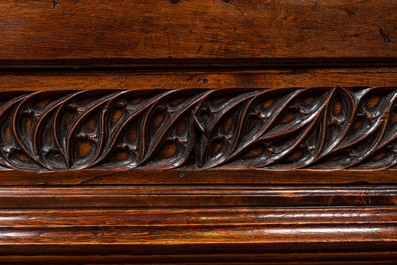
left=0, top=252, right=396, bottom=264
left=0, top=207, right=394, bottom=263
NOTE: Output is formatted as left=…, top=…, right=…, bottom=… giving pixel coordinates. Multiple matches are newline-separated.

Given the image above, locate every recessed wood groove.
left=2, top=58, right=397, bottom=70
left=0, top=186, right=394, bottom=208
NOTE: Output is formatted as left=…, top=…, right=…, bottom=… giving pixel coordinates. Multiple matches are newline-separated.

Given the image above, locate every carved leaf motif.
left=54, top=90, right=123, bottom=169
left=141, top=90, right=211, bottom=169
left=0, top=87, right=394, bottom=171
left=349, top=88, right=397, bottom=169
left=332, top=88, right=392, bottom=152
left=199, top=90, right=260, bottom=168
left=90, top=90, right=173, bottom=169
left=268, top=110, right=327, bottom=169
left=0, top=92, right=34, bottom=170
left=33, top=92, right=79, bottom=170
left=316, top=86, right=355, bottom=159
left=232, top=88, right=304, bottom=161
left=219, top=88, right=333, bottom=168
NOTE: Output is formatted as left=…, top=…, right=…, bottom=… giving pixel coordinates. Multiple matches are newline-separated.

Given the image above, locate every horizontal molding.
left=2, top=207, right=396, bottom=228
left=0, top=207, right=394, bottom=263
left=0, top=185, right=395, bottom=208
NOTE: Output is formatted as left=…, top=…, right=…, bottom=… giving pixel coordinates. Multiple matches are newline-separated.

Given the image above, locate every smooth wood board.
left=0, top=0, right=396, bottom=67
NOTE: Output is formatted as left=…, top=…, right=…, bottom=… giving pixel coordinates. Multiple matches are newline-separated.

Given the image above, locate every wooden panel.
left=0, top=68, right=396, bottom=184
left=0, top=69, right=395, bottom=263
left=1, top=0, right=396, bottom=262
left=0, top=0, right=396, bottom=67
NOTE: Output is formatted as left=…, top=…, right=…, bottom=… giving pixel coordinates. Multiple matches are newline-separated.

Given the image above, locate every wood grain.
left=0, top=68, right=396, bottom=184
left=1, top=0, right=396, bottom=263
left=0, top=68, right=394, bottom=263
left=1, top=87, right=397, bottom=171
left=0, top=185, right=394, bottom=208
left=0, top=207, right=394, bottom=263
left=0, top=0, right=396, bottom=68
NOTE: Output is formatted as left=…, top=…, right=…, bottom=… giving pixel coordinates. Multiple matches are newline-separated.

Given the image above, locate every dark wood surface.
left=1, top=85, right=397, bottom=171
left=0, top=185, right=395, bottom=208
left=0, top=0, right=396, bottom=263
left=0, top=207, right=394, bottom=264
left=0, top=68, right=394, bottom=264
left=0, top=69, right=396, bottom=185
left=0, top=0, right=396, bottom=68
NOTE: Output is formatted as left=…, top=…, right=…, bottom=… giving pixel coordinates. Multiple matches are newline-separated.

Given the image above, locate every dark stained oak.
left=0, top=207, right=394, bottom=263
left=0, top=0, right=396, bottom=68
left=0, top=68, right=396, bottom=184
left=0, top=185, right=394, bottom=208
left=1, top=87, right=397, bottom=171
left=0, top=1, right=396, bottom=263
left=0, top=68, right=394, bottom=264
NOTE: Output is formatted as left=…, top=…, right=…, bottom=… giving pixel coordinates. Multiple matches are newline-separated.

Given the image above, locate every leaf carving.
left=197, top=90, right=260, bottom=168
left=141, top=90, right=212, bottom=169
left=0, top=87, right=394, bottom=171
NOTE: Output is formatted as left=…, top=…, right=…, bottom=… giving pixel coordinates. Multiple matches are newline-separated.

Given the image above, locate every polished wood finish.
left=0, top=0, right=396, bottom=263
left=0, top=185, right=395, bottom=208
left=0, top=0, right=396, bottom=68
left=0, top=69, right=396, bottom=185
left=0, top=207, right=394, bottom=264
left=0, top=185, right=395, bottom=263
left=1, top=86, right=397, bottom=171
left=0, top=69, right=394, bottom=264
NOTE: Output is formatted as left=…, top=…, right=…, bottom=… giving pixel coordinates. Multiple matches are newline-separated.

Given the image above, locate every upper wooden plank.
left=0, top=0, right=396, bottom=67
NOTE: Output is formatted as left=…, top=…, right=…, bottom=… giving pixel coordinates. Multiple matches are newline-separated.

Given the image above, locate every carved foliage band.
left=0, top=87, right=396, bottom=171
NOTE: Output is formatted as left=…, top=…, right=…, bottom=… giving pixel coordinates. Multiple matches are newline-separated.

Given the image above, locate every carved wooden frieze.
left=0, top=87, right=396, bottom=171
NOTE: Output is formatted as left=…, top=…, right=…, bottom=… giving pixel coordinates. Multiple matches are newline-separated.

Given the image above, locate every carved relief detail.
left=0, top=87, right=396, bottom=171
